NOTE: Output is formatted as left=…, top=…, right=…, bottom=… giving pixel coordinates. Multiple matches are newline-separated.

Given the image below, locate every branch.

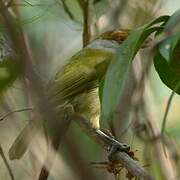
left=78, top=0, right=91, bottom=47
left=61, top=0, right=75, bottom=21
left=0, top=145, right=15, bottom=180
left=161, top=81, right=180, bottom=157
left=0, top=107, right=33, bottom=121
left=161, top=81, right=180, bottom=135
left=73, top=114, right=154, bottom=180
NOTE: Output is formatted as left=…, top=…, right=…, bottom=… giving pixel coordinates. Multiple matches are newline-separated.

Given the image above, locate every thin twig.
left=61, top=0, right=75, bottom=21
left=0, top=107, right=33, bottom=121
left=7, top=1, right=54, bottom=7
left=161, top=81, right=180, bottom=135
left=161, top=91, right=175, bottom=134
left=119, top=120, right=134, bottom=138
left=0, top=145, right=15, bottom=180
left=161, top=81, right=180, bottom=157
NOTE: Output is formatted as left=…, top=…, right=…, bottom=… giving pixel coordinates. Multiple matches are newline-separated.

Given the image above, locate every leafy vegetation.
left=0, top=1, right=179, bottom=180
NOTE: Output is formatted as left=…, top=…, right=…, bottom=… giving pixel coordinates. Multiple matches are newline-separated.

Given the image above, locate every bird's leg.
left=72, top=114, right=130, bottom=158
left=95, top=129, right=130, bottom=160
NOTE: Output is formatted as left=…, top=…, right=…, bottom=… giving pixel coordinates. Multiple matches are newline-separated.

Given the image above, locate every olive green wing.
left=48, top=66, right=97, bottom=104
left=48, top=48, right=113, bottom=104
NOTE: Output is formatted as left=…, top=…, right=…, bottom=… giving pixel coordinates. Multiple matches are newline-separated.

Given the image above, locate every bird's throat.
left=86, top=39, right=119, bottom=53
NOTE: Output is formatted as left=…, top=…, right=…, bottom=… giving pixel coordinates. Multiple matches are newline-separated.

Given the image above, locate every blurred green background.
left=0, top=0, right=180, bottom=180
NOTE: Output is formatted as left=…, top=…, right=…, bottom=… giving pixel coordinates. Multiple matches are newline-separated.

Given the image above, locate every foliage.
left=101, top=10, right=180, bottom=122
left=0, top=1, right=179, bottom=180
left=154, top=10, right=180, bottom=95
left=0, top=57, right=21, bottom=95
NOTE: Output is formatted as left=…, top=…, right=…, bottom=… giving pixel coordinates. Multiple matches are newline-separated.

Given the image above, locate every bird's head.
left=99, top=29, right=151, bottom=47
left=99, top=29, right=130, bottom=44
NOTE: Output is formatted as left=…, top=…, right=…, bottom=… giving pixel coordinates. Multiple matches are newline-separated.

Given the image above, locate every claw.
left=108, top=141, right=130, bottom=161
left=95, top=129, right=130, bottom=160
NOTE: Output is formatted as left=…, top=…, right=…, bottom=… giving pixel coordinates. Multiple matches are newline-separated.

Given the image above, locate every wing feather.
left=48, top=48, right=113, bottom=104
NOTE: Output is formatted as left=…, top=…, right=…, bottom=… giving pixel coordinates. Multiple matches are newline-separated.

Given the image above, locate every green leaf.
left=154, top=10, right=180, bottom=95
left=159, top=36, right=172, bottom=61
left=169, top=33, right=180, bottom=70
left=147, top=15, right=169, bottom=28
left=164, top=9, right=180, bottom=32
left=102, top=15, right=169, bottom=122
left=154, top=50, right=180, bottom=95
left=159, top=33, right=180, bottom=63
left=156, top=10, right=180, bottom=87
left=0, top=57, right=20, bottom=94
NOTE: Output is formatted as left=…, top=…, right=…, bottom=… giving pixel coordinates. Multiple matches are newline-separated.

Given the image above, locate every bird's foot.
left=108, top=140, right=130, bottom=161
left=95, top=129, right=130, bottom=160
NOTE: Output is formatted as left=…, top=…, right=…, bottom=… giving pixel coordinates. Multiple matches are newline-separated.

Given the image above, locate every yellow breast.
left=70, top=88, right=100, bottom=129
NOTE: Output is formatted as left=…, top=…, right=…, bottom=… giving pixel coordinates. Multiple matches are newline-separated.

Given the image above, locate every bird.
left=8, top=29, right=131, bottom=160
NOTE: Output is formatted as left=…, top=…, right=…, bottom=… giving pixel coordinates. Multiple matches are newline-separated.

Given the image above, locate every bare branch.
left=73, top=114, right=154, bottom=180
left=0, top=107, right=33, bottom=121
left=78, top=0, right=91, bottom=47
left=61, top=0, right=76, bottom=21
left=0, top=145, right=15, bottom=180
